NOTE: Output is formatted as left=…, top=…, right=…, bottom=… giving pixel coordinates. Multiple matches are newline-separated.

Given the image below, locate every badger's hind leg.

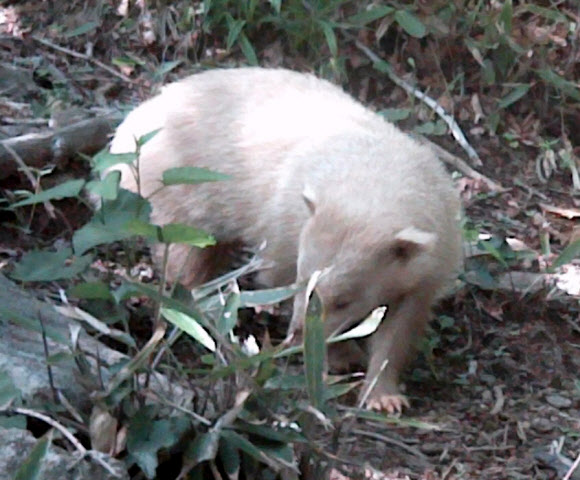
left=153, top=241, right=243, bottom=289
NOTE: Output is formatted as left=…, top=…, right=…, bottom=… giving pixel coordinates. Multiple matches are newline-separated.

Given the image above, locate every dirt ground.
left=1, top=2, right=579, bottom=479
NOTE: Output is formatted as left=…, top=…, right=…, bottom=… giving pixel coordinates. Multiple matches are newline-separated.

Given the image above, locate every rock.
left=545, top=394, right=572, bottom=409
left=0, top=427, right=128, bottom=480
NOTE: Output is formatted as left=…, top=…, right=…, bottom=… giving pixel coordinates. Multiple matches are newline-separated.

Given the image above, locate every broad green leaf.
left=379, top=108, right=411, bottom=122
left=372, top=58, right=393, bottom=74
left=499, top=0, right=513, bottom=34
left=252, top=441, right=296, bottom=467
left=522, top=4, right=567, bottom=22
left=551, top=239, right=580, bottom=270
left=137, top=129, right=161, bottom=147
left=225, top=14, right=246, bottom=51
left=65, top=21, right=99, bottom=38
left=92, top=149, right=137, bottom=174
left=347, top=5, right=394, bottom=26
left=220, top=430, right=284, bottom=471
left=11, top=179, right=85, bottom=208
left=239, top=33, right=258, bottom=66
left=497, top=84, right=530, bottom=109
left=268, top=0, right=281, bottom=14
left=127, top=409, right=190, bottom=479
left=160, top=223, right=215, bottom=247
left=162, top=308, right=216, bottom=352
left=239, top=284, right=304, bottom=307
left=125, top=219, right=161, bottom=241
left=11, top=248, right=93, bottom=282
left=154, top=61, right=182, bottom=77
left=217, top=290, right=240, bottom=336
left=537, top=69, right=580, bottom=101
left=162, top=166, right=230, bottom=186
left=68, top=281, right=115, bottom=301
left=303, top=294, right=325, bottom=411
left=13, top=430, right=53, bottom=480
left=73, top=189, right=151, bottom=255
left=0, top=370, right=20, bottom=408
left=318, top=20, right=338, bottom=57
left=235, top=422, right=306, bottom=444
left=394, top=10, right=426, bottom=38
left=85, top=170, right=121, bottom=201
left=219, top=437, right=241, bottom=477
left=184, top=431, right=220, bottom=467
left=413, top=120, right=447, bottom=136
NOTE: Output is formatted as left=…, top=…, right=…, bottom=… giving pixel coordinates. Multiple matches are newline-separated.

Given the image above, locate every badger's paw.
left=366, top=393, right=410, bottom=415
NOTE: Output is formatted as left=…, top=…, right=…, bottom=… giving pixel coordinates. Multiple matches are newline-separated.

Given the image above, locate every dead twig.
left=32, top=35, right=135, bottom=84
left=352, top=38, right=482, bottom=167
left=415, top=135, right=504, bottom=192
left=0, top=407, right=121, bottom=478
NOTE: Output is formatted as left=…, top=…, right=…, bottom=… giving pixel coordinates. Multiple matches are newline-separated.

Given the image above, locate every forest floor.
left=1, top=2, right=579, bottom=479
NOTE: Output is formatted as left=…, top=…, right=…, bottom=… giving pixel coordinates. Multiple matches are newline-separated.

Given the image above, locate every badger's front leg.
left=363, top=290, right=434, bottom=414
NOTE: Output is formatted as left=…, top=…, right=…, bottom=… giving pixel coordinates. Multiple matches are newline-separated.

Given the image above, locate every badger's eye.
left=333, top=300, right=351, bottom=311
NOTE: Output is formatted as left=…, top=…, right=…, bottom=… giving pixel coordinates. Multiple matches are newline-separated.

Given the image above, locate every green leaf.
left=239, top=284, right=304, bottom=308
left=497, top=84, right=530, bottom=109
left=11, top=179, right=85, bottom=208
left=184, top=432, right=221, bottom=467
left=551, top=239, right=580, bottom=270
left=318, top=20, right=338, bottom=57
left=537, top=69, right=580, bottom=101
left=394, top=10, right=426, bottom=38
left=499, top=0, right=513, bottom=34
left=347, top=5, right=394, bottom=26
left=239, top=33, right=259, bottom=66
left=137, top=129, right=161, bottom=147
left=220, top=430, right=284, bottom=471
left=154, top=61, right=182, bottom=78
left=162, top=166, right=230, bottom=186
left=13, top=430, right=53, bottom=480
left=217, top=290, right=240, bottom=336
left=91, top=149, right=137, bottom=174
left=73, top=189, right=152, bottom=255
left=85, top=170, right=121, bottom=201
left=162, top=308, right=216, bottom=352
left=124, top=219, right=161, bottom=241
left=160, top=223, right=216, bottom=247
left=379, top=108, right=411, bottom=122
left=413, top=120, right=447, bottom=135
left=522, top=4, right=568, bottom=22
left=235, top=422, right=306, bottom=444
left=68, top=281, right=115, bottom=301
left=127, top=408, right=190, bottom=479
left=11, top=248, right=93, bottom=282
left=303, top=294, right=325, bottom=411
left=0, top=370, right=20, bottom=408
left=225, top=14, right=246, bottom=51
left=219, top=437, right=241, bottom=477
left=65, top=21, right=99, bottom=38
left=268, top=0, right=281, bottom=14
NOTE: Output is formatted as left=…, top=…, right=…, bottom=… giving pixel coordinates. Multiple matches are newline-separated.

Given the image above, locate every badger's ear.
left=302, top=185, right=316, bottom=215
left=391, top=226, right=437, bottom=261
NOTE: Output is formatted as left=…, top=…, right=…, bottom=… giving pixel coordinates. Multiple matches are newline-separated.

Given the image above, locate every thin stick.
left=563, top=451, right=580, bottom=480
left=353, top=38, right=482, bottom=167
left=32, top=35, right=135, bottom=84
left=0, top=407, right=119, bottom=477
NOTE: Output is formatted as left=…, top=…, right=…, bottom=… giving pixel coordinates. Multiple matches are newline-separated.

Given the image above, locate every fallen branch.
left=415, top=135, right=504, bottom=192
left=32, top=35, right=135, bottom=84
left=352, top=38, right=482, bottom=167
left=0, top=114, right=119, bottom=180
